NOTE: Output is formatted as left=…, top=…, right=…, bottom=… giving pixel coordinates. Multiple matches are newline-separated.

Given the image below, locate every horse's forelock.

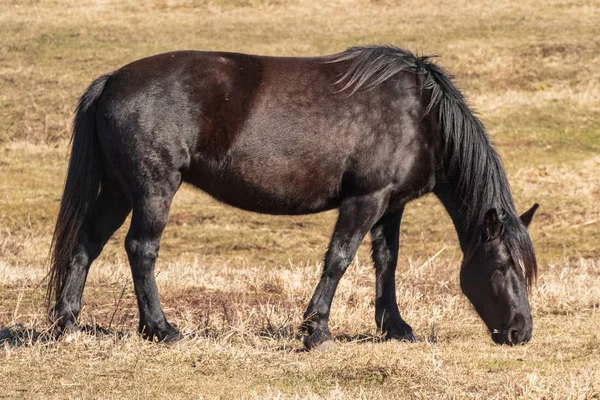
left=504, top=219, right=538, bottom=290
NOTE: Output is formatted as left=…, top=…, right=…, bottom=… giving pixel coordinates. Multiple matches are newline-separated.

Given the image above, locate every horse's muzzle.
left=491, top=327, right=531, bottom=345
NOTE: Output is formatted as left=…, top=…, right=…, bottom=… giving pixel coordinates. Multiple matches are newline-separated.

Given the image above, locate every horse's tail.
left=47, top=73, right=111, bottom=306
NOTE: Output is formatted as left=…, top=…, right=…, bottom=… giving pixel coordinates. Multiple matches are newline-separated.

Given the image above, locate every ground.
left=0, top=0, right=599, bottom=398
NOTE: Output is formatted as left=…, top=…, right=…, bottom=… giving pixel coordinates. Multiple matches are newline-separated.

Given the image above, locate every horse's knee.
left=125, top=236, right=159, bottom=269
left=323, top=247, right=353, bottom=279
left=322, top=259, right=349, bottom=279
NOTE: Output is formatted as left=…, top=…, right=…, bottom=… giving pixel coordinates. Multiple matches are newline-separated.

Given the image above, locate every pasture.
left=0, top=0, right=599, bottom=398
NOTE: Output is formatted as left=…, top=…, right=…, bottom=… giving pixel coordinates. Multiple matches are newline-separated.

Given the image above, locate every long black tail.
left=47, top=74, right=110, bottom=306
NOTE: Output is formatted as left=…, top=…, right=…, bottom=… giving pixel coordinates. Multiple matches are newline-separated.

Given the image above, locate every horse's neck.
left=434, top=175, right=520, bottom=256
left=433, top=179, right=473, bottom=253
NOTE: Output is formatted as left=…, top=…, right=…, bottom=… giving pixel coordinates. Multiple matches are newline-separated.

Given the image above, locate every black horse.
left=48, top=45, right=538, bottom=349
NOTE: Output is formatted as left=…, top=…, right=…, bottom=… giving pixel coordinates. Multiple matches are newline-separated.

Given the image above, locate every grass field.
left=1, top=0, right=599, bottom=398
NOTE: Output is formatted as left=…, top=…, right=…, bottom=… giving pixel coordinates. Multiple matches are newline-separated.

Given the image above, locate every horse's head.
left=460, top=204, right=538, bottom=345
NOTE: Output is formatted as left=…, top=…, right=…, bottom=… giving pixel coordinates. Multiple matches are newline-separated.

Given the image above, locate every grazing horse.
left=48, top=45, right=538, bottom=349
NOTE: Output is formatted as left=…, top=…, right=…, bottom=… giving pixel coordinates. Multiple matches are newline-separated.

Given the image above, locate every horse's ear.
left=520, top=203, right=539, bottom=228
left=484, top=208, right=502, bottom=240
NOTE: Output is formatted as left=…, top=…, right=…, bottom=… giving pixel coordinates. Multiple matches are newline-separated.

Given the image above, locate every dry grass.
left=1, top=0, right=599, bottom=398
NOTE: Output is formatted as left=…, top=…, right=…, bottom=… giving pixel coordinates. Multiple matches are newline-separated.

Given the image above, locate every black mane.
left=329, top=45, right=537, bottom=285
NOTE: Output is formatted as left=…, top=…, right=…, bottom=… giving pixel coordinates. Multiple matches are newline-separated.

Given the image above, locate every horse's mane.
left=328, top=45, right=537, bottom=286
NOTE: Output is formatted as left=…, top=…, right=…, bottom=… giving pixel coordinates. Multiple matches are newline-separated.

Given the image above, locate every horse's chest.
left=349, top=134, right=436, bottom=198
left=389, top=146, right=436, bottom=205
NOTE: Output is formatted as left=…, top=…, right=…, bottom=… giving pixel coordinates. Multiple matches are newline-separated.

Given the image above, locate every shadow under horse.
left=47, top=45, right=539, bottom=349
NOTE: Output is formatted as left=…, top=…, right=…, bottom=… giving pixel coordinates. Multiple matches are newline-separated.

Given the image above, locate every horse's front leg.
left=302, top=189, right=390, bottom=350
left=370, top=207, right=416, bottom=341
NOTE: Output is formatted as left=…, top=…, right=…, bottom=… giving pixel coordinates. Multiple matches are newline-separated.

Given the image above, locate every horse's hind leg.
left=52, top=186, right=131, bottom=329
left=302, top=190, right=390, bottom=349
left=370, top=208, right=415, bottom=341
left=124, top=172, right=182, bottom=342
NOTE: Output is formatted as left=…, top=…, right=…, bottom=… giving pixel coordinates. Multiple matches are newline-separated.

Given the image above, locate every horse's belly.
left=183, top=155, right=342, bottom=215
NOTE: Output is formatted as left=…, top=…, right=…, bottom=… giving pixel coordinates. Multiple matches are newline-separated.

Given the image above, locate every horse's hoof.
left=304, top=330, right=334, bottom=350
left=312, top=339, right=337, bottom=351
left=49, top=308, right=79, bottom=334
left=49, top=320, right=78, bottom=340
left=387, top=331, right=417, bottom=343
left=140, top=323, right=183, bottom=344
left=161, top=330, right=184, bottom=344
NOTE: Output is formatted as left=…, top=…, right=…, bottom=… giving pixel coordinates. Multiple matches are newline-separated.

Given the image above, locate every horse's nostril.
left=508, top=328, right=519, bottom=344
